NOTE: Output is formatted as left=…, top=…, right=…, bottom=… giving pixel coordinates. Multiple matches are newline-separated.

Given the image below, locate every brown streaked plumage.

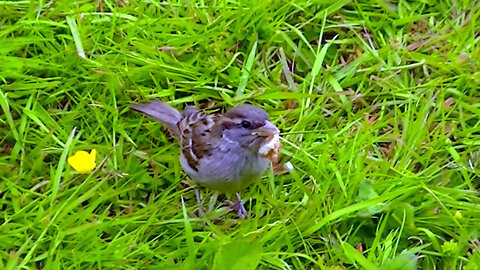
left=131, top=100, right=280, bottom=218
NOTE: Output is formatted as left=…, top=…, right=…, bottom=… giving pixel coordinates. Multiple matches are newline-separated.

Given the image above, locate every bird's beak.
left=255, top=121, right=279, bottom=137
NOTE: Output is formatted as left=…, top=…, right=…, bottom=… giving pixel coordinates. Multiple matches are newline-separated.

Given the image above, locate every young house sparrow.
left=131, top=100, right=280, bottom=218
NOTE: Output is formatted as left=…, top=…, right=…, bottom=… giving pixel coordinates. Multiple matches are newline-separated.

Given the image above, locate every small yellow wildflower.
left=68, top=149, right=97, bottom=174
left=454, top=211, right=462, bottom=219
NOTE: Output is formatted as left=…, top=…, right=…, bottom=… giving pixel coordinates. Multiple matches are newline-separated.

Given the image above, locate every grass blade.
left=0, top=90, right=21, bottom=143
left=236, top=39, right=257, bottom=97
left=66, top=15, right=86, bottom=59
left=51, top=126, right=76, bottom=206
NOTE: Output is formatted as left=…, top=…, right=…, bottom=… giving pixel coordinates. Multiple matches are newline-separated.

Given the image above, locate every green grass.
left=1, top=0, right=480, bottom=269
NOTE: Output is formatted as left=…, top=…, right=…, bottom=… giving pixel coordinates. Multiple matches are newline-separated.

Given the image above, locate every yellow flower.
left=68, top=149, right=97, bottom=174
left=454, top=211, right=462, bottom=219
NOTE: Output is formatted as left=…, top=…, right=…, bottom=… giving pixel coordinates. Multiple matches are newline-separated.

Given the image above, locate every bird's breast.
left=181, top=144, right=270, bottom=193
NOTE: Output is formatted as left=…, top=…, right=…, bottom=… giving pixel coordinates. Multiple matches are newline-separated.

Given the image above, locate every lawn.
left=1, top=0, right=480, bottom=269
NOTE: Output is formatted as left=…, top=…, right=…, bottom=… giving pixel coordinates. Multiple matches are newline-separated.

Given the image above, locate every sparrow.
left=131, top=100, right=281, bottom=218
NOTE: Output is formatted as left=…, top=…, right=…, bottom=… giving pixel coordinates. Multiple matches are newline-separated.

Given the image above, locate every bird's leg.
left=226, top=193, right=247, bottom=219
left=235, top=193, right=248, bottom=218
left=195, top=188, right=205, bottom=216
left=195, top=188, right=202, bottom=203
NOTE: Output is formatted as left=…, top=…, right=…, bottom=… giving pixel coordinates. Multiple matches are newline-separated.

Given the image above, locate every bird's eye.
left=241, top=120, right=251, bottom=129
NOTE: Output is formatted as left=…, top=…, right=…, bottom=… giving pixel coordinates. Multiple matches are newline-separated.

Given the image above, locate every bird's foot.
left=226, top=193, right=247, bottom=219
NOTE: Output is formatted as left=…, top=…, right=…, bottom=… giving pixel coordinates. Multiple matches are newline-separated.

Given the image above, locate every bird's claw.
left=226, top=193, right=247, bottom=219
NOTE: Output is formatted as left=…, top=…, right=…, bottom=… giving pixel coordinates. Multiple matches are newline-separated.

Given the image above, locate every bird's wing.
left=177, top=108, right=221, bottom=172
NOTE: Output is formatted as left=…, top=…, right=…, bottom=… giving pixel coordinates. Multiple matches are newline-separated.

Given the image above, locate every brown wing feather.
left=177, top=109, right=218, bottom=171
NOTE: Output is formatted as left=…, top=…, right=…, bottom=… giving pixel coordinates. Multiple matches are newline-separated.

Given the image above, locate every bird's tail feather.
left=131, top=100, right=181, bottom=138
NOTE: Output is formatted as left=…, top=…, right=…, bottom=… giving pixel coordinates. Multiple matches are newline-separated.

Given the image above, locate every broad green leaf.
left=213, top=241, right=262, bottom=270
